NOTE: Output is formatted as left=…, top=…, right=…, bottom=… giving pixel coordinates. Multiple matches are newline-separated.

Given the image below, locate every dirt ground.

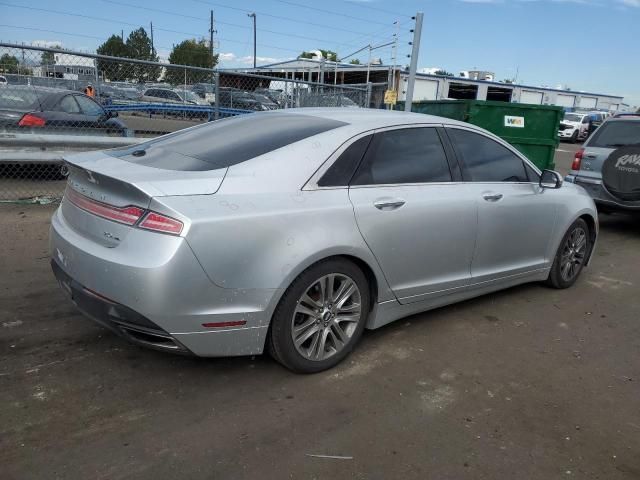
left=1, top=146, right=639, bottom=479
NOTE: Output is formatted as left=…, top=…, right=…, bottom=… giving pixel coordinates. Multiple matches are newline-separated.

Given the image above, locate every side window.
left=582, top=116, right=590, bottom=124
left=448, top=128, right=529, bottom=182
left=525, top=163, right=540, bottom=182
left=318, top=135, right=372, bottom=187
left=169, top=92, right=181, bottom=102
left=75, top=95, right=104, bottom=116
left=58, top=95, right=80, bottom=114
left=351, top=128, right=452, bottom=185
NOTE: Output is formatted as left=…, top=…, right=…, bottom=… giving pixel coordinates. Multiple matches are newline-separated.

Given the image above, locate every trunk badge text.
left=103, top=232, right=121, bottom=242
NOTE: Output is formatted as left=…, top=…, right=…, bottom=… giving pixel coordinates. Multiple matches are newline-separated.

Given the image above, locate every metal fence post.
left=366, top=82, right=372, bottom=109
left=214, top=71, right=220, bottom=121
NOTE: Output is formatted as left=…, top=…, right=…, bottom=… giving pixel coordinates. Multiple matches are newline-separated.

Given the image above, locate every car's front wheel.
left=268, top=259, right=370, bottom=373
left=546, top=218, right=591, bottom=289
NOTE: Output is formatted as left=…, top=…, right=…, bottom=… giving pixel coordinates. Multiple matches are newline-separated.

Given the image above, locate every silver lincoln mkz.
left=50, top=109, right=598, bottom=373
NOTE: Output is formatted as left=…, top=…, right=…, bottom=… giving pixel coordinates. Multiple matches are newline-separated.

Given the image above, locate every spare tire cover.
left=601, top=145, right=640, bottom=201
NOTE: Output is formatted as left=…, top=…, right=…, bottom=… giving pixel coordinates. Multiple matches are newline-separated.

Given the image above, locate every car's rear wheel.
left=268, top=259, right=370, bottom=373
left=546, top=218, right=590, bottom=289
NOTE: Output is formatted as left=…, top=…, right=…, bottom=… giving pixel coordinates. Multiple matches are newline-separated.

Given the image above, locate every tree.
left=349, top=59, right=361, bottom=65
left=164, top=38, right=218, bottom=85
left=299, top=49, right=338, bottom=62
left=41, top=46, right=59, bottom=66
left=125, top=27, right=160, bottom=82
left=96, top=35, right=131, bottom=81
left=0, top=54, right=19, bottom=73
left=433, top=69, right=453, bottom=76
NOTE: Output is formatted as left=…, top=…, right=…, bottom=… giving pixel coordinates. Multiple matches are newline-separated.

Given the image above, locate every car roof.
left=265, top=107, right=469, bottom=130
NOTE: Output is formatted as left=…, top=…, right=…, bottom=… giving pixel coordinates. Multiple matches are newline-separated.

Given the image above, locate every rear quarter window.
left=587, top=121, right=640, bottom=148
left=107, top=113, right=347, bottom=171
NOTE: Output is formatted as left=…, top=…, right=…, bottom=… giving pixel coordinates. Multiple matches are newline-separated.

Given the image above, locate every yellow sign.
left=384, top=89, right=398, bottom=105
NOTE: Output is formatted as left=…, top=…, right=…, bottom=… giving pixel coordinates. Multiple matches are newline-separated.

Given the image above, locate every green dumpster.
left=395, top=100, right=563, bottom=170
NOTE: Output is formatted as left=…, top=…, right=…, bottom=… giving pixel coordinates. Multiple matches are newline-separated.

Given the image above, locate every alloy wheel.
left=560, top=227, right=587, bottom=282
left=291, top=273, right=362, bottom=361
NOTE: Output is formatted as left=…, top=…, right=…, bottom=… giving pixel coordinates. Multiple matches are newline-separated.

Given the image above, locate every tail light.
left=65, top=188, right=183, bottom=235
left=66, top=188, right=143, bottom=225
left=18, top=113, right=46, bottom=127
left=572, top=148, right=584, bottom=171
left=138, top=212, right=184, bottom=235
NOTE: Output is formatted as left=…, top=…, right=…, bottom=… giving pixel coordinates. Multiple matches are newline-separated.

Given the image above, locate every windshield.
left=587, top=121, right=640, bottom=148
left=563, top=113, right=583, bottom=122
left=178, top=90, right=201, bottom=103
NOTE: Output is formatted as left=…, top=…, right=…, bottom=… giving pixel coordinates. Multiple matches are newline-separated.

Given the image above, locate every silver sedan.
left=50, top=108, right=598, bottom=373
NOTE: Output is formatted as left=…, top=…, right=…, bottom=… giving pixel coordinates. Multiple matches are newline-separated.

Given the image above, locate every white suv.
left=558, top=112, right=592, bottom=142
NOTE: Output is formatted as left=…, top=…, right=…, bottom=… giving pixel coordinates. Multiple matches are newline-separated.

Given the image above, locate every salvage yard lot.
left=1, top=148, right=639, bottom=479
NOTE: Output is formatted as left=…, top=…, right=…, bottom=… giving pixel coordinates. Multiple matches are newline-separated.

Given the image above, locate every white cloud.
left=217, top=52, right=287, bottom=66
left=30, top=40, right=63, bottom=48
left=619, top=0, right=640, bottom=6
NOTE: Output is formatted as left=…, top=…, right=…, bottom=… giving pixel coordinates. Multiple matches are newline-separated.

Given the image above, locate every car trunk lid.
left=576, top=146, right=613, bottom=181
left=61, top=150, right=226, bottom=246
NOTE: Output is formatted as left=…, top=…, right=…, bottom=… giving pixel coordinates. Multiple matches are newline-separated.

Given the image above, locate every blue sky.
left=1, top=0, right=638, bottom=105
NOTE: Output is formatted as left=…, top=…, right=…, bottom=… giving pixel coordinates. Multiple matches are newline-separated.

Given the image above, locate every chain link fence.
left=0, top=43, right=372, bottom=202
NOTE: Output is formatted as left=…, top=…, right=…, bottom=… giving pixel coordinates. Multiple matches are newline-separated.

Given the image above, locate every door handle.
left=374, top=199, right=406, bottom=210
left=482, top=192, right=503, bottom=202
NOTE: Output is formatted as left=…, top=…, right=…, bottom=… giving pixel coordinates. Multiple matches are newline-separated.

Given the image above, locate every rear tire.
left=546, top=219, right=590, bottom=289
left=268, top=258, right=370, bottom=373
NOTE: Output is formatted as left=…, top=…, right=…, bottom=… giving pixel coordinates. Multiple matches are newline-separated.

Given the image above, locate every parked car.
left=190, top=83, right=216, bottom=103
left=0, top=86, right=128, bottom=136
left=254, top=88, right=287, bottom=107
left=565, top=116, right=640, bottom=212
left=139, top=87, right=208, bottom=106
left=558, top=112, right=605, bottom=143
left=299, top=94, right=360, bottom=108
left=51, top=109, right=598, bottom=373
left=558, top=112, right=591, bottom=143
left=216, top=88, right=263, bottom=111
left=0, top=75, right=7, bottom=86
left=250, top=92, right=279, bottom=110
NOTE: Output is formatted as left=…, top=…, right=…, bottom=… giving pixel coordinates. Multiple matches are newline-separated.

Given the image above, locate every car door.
left=446, top=127, right=558, bottom=284
left=348, top=126, right=477, bottom=304
left=46, top=94, right=89, bottom=132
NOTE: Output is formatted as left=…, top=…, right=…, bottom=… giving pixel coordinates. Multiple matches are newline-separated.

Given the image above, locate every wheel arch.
left=578, top=213, right=598, bottom=266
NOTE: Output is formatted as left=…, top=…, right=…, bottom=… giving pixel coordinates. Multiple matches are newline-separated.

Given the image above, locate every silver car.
left=50, top=109, right=598, bottom=373
left=565, top=116, right=640, bottom=212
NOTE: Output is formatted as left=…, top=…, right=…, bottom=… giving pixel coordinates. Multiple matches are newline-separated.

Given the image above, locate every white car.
left=558, top=112, right=592, bottom=143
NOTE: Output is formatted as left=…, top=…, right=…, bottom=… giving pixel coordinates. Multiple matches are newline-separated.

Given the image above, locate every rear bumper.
left=52, top=258, right=190, bottom=353
left=565, top=174, right=640, bottom=211
left=49, top=206, right=280, bottom=357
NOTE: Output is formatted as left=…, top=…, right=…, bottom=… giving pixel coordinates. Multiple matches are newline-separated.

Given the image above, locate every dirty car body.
left=50, top=108, right=598, bottom=368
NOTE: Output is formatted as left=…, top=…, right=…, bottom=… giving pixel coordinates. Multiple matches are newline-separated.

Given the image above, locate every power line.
left=0, top=2, right=206, bottom=39
left=272, top=0, right=391, bottom=26
left=338, top=0, right=412, bottom=18
left=187, top=0, right=394, bottom=37
left=101, top=0, right=378, bottom=48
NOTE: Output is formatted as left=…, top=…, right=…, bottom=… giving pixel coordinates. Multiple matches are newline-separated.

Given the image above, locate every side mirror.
left=540, top=169, right=563, bottom=189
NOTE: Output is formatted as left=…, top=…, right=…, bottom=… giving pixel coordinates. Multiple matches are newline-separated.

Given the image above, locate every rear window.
left=0, top=87, right=42, bottom=110
left=587, top=121, right=640, bottom=148
left=107, top=113, right=347, bottom=171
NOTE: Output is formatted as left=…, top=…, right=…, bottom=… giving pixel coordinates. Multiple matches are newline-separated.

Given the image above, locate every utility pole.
left=209, top=10, right=215, bottom=60
left=404, top=12, right=423, bottom=113
left=247, top=13, right=256, bottom=68
left=150, top=22, right=154, bottom=54
left=121, top=30, right=124, bottom=41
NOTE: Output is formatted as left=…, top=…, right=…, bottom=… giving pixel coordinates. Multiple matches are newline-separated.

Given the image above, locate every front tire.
left=546, top=219, right=590, bottom=289
left=268, top=259, right=370, bottom=373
